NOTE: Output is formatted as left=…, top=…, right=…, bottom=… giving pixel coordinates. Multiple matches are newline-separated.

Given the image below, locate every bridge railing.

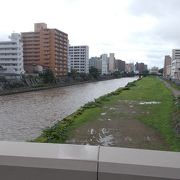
left=0, top=141, right=180, bottom=180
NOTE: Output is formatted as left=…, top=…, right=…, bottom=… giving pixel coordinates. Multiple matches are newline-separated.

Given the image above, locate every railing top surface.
left=99, top=146, right=180, bottom=168
left=0, top=141, right=98, bottom=172
left=0, top=141, right=180, bottom=179
left=0, top=141, right=98, bottom=161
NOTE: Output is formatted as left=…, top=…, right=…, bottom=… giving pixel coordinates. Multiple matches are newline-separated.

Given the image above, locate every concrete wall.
left=0, top=141, right=180, bottom=180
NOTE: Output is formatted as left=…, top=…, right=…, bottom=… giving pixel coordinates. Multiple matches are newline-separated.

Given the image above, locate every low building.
left=0, top=33, right=24, bottom=75
left=69, top=46, right=89, bottom=73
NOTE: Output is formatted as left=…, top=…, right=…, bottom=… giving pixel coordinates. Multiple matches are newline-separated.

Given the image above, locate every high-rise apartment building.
left=125, top=63, right=134, bottom=73
left=69, top=46, right=89, bottom=73
left=109, top=53, right=115, bottom=73
left=101, top=54, right=108, bottom=75
left=21, top=23, right=68, bottom=77
left=163, top=55, right=171, bottom=78
left=89, top=54, right=108, bottom=75
left=115, top=59, right=125, bottom=72
left=89, top=57, right=101, bottom=70
left=135, top=62, right=147, bottom=74
left=0, top=33, right=24, bottom=74
left=171, top=49, right=180, bottom=80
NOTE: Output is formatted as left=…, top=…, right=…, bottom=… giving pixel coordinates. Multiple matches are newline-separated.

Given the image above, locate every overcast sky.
left=0, top=0, right=179, bottom=68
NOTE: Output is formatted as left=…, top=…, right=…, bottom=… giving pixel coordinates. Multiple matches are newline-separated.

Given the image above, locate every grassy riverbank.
left=34, top=76, right=180, bottom=151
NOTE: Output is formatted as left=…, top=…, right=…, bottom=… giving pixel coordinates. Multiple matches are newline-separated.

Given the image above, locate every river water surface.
left=0, top=77, right=137, bottom=141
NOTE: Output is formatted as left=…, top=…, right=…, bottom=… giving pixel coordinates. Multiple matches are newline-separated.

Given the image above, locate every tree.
left=79, top=73, right=90, bottom=81
left=158, top=68, right=163, bottom=74
left=89, top=67, right=100, bottom=79
left=41, top=69, right=56, bottom=84
left=69, top=69, right=79, bottom=80
left=112, top=71, right=121, bottom=78
left=142, top=70, right=149, bottom=76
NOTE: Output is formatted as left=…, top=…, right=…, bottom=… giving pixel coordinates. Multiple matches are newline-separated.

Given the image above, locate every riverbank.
left=34, top=76, right=180, bottom=151
left=0, top=77, right=118, bottom=96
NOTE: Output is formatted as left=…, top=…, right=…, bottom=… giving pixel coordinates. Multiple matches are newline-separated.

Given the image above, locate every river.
left=0, top=77, right=137, bottom=141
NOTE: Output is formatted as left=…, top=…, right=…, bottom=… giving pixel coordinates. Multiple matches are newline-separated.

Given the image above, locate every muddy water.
left=0, top=77, right=137, bottom=141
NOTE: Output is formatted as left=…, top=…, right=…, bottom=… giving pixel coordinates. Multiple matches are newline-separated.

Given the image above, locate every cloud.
left=129, top=0, right=180, bottom=45
left=1, top=0, right=178, bottom=68
left=127, top=0, right=180, bottom=67
left=129, top=0, right=180, bottom=17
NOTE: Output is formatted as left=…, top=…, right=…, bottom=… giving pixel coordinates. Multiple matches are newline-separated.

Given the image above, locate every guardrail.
left=0, top=141, right=180, bottom=180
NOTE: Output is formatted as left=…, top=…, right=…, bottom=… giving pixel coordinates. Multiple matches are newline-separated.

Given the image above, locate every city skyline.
left=0, top=0, right=180, bottom=68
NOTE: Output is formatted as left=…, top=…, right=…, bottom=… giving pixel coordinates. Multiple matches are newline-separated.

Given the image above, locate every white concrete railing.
left=0, top=141, right=180, bottom=180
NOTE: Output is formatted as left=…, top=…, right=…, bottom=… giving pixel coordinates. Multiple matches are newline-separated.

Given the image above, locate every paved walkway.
left=162, top=79, right=180, bottom=98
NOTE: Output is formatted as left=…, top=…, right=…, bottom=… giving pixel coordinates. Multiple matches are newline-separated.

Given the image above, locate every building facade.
left=125, top=63, right=134, bottom=73
left=89, top=54, right=108, bottom=75
left=135, top=62, right=147, bottom=74
left=69, top=46, right=89, bottom=73
left=108, top=53, right=115, bottom=73
left=171, top=49, right=180, bottom=80
left=21, top=23, right=68, bottom=77
left=163, top=55, right=171, bottom=78
left=89, top=57, right=101, bottom=70
left=0, top=33, right=24, bottom=75
left=115, top=59, right=125, bottom=72
left=100, top=54, right=108, bottom=75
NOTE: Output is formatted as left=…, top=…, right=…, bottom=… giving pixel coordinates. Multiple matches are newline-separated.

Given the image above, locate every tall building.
left=0, top=33, right=24, bottom=75
left=89, top=54, right=108, bottom=75
left=171, top=49, right=180, bottom=80
left=135, top=62, right=147, bottom=74
left=89, top=57, right=101, bottom=70
left=21, top=23, right=68, bottom=77
left=100, top=54, right=108, bottom=75
left=69, top=46, right=89, bottom=73
left=125, top=63, right=134, bottom=73
left=163, top=55, right=171, bottom=78
left=115, top=59, right=125, bottom=72
left=109, top=53, right=115, bottom=73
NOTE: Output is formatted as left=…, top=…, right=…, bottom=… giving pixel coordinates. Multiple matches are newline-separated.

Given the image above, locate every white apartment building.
left=0, top=33, right=24, bottom=75
left=100, top=54, right=108, bottom=75
left=171, top=49, right=180, bottom=80
left=69, top=46, right=89, bottom=73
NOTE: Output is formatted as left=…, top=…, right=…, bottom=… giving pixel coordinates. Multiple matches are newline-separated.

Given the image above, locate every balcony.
left=0, top=141, right=180, bottom=180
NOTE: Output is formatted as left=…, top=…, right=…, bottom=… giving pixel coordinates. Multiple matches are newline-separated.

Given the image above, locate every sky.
left=0, top=0, right=179, bottom=68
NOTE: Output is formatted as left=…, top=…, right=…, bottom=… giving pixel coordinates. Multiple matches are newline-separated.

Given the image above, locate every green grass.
left=33, top=104, right=102, bottom=143
left=34, top=76, right=180, bottom=151
left=115, top=76, right=180, bottom=151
